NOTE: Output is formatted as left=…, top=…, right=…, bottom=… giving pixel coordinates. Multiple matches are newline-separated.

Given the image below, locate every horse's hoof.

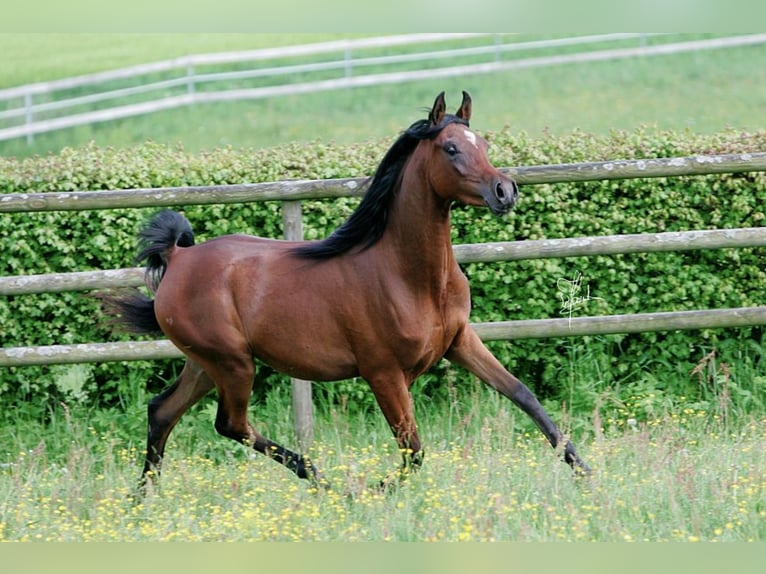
left=311, top=475, right=332, bottom=492
left=573, top=462, right=592, bottom=479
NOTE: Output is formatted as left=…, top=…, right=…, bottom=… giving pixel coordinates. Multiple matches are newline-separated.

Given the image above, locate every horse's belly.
left=251, top=339, right=360, bottom=382
left=244, top=301, right=360, bottom=382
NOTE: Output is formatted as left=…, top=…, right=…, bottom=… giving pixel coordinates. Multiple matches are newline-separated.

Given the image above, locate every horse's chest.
left=388, top=289, right=468, bottom=373
left=394, top=317, right=458, bottom=379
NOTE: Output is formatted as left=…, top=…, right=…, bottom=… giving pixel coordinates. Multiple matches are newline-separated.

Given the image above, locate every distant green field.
left=0, top=34, right=372, bottom=85
left=2, top=34, right=766, bottom=158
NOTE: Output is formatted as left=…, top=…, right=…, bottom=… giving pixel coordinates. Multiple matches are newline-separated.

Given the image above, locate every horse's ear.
left=429, top=91, right=446, bottom=126
left=456, top=90, right=472, bottom=122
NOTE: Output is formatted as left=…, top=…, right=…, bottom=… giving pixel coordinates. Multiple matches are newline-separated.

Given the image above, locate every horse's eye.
left=444, top=144, right=458, bottom=157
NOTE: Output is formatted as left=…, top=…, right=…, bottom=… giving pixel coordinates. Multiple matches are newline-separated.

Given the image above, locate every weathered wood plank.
left=0, top=340, right=183, bottom=366
left=3, top=307, right=766, bottom=367
left=4, top=228, right=765, bottom=296
left=0, top=178, right=366, bottom=213
left=1, top=152, right=765, bottom=213
left=472, top=307, right=766, bottom=341
left=509, top=152, right=766, bottom=184
left=452, top=227, right=766, bottom=263
left=282, top=200, right=314, bottom=449
left=0, top=268, right=145, bottom=296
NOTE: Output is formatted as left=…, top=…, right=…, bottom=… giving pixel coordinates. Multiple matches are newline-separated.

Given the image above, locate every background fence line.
left=3, top=33, right=766, bottom=143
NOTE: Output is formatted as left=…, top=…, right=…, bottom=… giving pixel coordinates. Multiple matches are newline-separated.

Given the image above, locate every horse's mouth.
left=490, top=203, right=511, bottom=216
left=482, top=191, right=515, bottom=216
left=481, top=178, right=518, bottom=216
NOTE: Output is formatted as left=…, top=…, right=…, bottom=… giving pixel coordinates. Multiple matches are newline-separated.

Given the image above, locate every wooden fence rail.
left=3, top=227, right=766, bottom=296
left=2, top=152, right=766, bottom=213
left=3, top=306, right=766, bottom=368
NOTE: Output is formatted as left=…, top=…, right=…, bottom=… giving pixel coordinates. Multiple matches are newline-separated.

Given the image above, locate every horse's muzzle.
left=484, top=176, right=519, bottom=215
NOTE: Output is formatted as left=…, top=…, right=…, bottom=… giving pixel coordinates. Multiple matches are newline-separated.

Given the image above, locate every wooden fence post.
left=281, top=200, right=315, bottom=450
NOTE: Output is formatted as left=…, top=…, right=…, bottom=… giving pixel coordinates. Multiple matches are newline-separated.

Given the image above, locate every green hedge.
left=1, top=128, right=765, bottom=419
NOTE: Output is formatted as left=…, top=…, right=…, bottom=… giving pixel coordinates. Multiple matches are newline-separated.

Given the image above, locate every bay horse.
left=106, top=91, right=589, bottom=491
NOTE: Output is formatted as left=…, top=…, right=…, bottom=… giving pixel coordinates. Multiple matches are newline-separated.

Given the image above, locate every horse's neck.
left=382, top=167, right=457, bottom=286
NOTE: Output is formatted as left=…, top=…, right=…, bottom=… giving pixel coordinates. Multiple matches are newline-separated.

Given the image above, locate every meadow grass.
left=1, top=382, right=763, bottom=542
left=0, top=34, right=373, bottom=86
left=2, top=35, right=766, bottom=158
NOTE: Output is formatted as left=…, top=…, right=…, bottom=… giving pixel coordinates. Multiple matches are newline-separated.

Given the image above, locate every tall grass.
left=1, top=367, right=763, bottom=542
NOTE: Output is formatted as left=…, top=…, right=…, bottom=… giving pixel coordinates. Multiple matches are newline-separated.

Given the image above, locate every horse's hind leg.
left=195, top=354, right=328, bottom=488
left=140, top=359, right=214, bottom=488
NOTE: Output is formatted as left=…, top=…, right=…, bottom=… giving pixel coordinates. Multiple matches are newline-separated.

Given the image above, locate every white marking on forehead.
left=462, top=127, right=478, bottom=149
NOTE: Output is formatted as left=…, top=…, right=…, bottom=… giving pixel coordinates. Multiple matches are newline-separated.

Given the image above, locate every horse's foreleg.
left=446, top=326, right=590, bottom=475
left=367, top=372, right=423, bottom=489
left=140, top=360, right=215, bottom=492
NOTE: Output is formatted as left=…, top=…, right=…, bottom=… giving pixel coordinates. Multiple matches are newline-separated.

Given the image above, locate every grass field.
left=2, top=348, right=765, bottom=542
left=0, top=34, right=373, bottom=85
left=1, top=381, right=764, bottom=542
left=2, top=34, right=766, bottom=158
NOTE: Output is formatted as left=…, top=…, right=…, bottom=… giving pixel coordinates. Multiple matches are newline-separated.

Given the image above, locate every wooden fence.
left=2, top=152, right=766, bottom=444
left=3, top=149, right=766, bottom=363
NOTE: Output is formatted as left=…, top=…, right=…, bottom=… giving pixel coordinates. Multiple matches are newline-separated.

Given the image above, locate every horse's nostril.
left=495, top=182, right=506, bottom=200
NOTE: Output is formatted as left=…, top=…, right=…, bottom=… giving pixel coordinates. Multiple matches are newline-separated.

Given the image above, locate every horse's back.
left=199, top=233, right=289, bottom=251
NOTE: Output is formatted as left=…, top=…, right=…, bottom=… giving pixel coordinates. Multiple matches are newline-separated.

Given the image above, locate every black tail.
left=99, top=210, right=195, bottom=335
left=137, top=210, right=195, bottom=292
left=99, top=291, right=162, bottom=334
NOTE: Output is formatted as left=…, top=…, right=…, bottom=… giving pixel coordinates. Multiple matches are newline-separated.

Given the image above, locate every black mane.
left=291, top=114, right=468, bottom=260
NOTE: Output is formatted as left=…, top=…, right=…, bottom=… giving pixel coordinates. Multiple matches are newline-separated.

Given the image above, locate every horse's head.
left=422, top=91, right=518, bottom=216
